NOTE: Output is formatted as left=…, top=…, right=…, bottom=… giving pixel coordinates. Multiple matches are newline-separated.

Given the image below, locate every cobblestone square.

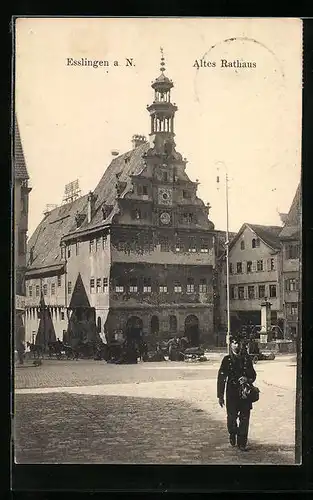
left=14, top=355, right=297, bottom=465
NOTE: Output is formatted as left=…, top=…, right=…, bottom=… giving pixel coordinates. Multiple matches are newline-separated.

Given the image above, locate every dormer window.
left=183, top=190, right=191, bottom=199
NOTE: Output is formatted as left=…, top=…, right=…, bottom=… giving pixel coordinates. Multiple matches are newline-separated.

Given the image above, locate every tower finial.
left=160, top=46, right=165, bottom=73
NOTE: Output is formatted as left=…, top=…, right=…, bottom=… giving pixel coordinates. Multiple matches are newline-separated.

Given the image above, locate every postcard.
left=13, top=17, right=302, bottom=467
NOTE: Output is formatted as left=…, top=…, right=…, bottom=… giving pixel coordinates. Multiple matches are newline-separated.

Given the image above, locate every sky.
left=15, top=17, right=302, bottom=237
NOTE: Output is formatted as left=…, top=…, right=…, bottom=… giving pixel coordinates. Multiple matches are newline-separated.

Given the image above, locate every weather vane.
left=160, top=46, right=165, bottom=72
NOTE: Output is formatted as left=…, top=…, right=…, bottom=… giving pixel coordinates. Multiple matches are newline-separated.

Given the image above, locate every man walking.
left=217, top=334, right=257, bottom=451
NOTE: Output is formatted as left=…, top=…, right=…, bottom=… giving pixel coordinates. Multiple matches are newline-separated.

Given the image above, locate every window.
left=95, top=238, right=101, bottom=252
left=96, top=278, right=102, bottom=293
left=143, top=278, right=152, bottom=293
left=183, top=213, right=193, bottom=224
left=269, top=284, right=277, bottom=298
left=236, top=262, right=242, bottom=274
left=129, top=278, right=138, bottom=293
left=68, top=281, right=72, bottom=295
left=89, top=240, right=94, bottom=253
left=51, top=283, right=55, bottom=295
left=36, top=285, right=40, bottom=297
left=143, top=185, right=148, bottom=195
left=248, top=285, right=255, bottom=299
left=160, top=237, right=170, bottom=252
left=252, top=238, right=256, bottom=248
left=132, top=209, right=141, bottom=220
left=270, top=258, right=275, bottom=271
left=199, top=278, right=207, bottom=293
left=252, top=238, right=260, bottom=249
left=183, top=190, right=191, bottom=199
left=258, top=285, right=265, bottom=298
left=229, top=263, right=233, bottom=275
left=200, top=240, right=209, bottom=253
left=289, top=303, right=298, bottom=316
left=137, top=184, right=143, bottom=195
left=90, top=278, right=95, bottom=293
left=75, top=242, right=79, bottom=256
left=175, top=239, right=183, bottom=252
left=103, top=278, right=108, bottom=293
left=43, top=284, right=48, bottom=295
left=102, top=235, right=108, bottom=248
left=240, top=241, right=245, bottom=250
left=67, top=246, right=71, bottom=258
left=230, top=286, right=235, bottom=300
left=115, top=278, right=124, bottom=293
left=285, top=278, right=299, bottom=291
left=61, top=311, right=65, bottom=321
left=238, top=286, right=245, bottom=300
left=286, top=244, right=299, bottom=259
left=162, top=171, right=168, bottom=182
left=257, top=260, right=263, bottom=271
left=159, top=285, right=168, bottom=293
left=247, top=261, right=252, bottom=273
left=187, top=278, right=195, bottom=293
left=188, top=239, right=196, bottom=252
left=174, top=282, right=182, bottom=293
left=29, top=286, right=32, bottom=297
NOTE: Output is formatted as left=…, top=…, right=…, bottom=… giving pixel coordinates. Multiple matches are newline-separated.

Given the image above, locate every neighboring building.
left=14, top=118, right=32, bottom=346
left=25, top=55, right=217, bottom=347
left=279, top=184, right=301, bottom=340
left=226, top=223, right=283, bottom=332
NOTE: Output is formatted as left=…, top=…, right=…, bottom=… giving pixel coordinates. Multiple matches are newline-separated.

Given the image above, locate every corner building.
left=25, top=57, right=216, bottom=347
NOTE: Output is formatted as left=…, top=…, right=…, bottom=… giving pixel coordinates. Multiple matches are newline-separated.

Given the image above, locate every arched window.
left=240, top=241, right=245, bottom=250
left=150, top=315, right=159, bottom=334
left=169, top=315, right=177, bottom=332
left=252, top=238, right=256, bottom=248
left=97, top=316, right=102, bottom=333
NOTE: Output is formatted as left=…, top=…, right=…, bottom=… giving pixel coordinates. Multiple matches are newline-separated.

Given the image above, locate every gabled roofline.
left=229, top=223, right=282, bottom=252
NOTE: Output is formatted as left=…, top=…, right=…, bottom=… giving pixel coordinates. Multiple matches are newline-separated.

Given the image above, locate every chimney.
left=132, top=134, right=147, bottom=149
left=87, top=191, right=97, bottom=223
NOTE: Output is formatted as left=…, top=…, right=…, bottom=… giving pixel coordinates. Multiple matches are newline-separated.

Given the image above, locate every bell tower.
left=147, top=48, right=178, bottom=151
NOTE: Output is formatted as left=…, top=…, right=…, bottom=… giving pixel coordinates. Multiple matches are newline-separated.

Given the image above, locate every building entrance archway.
left=126, top=316, right=143, bottom=343
left=184, top=315, right=199, bottom=346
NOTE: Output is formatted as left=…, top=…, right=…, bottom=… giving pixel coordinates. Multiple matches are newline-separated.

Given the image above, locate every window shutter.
left=252, top=260, right=257, bottom=272
left=285, top=279, right=289, bottom=291
left=267, top=258, right=271, bottom=271
left=234, top=286, right=238, bottom=300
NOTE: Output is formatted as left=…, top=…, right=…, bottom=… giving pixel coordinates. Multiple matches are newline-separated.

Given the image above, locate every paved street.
left=14, top=355, right=297, bottom=465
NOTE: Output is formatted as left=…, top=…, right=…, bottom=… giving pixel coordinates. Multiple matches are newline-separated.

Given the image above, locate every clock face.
left=160, top=212, right=171, bottom=225
left=158, top=187, right=172, bottom=206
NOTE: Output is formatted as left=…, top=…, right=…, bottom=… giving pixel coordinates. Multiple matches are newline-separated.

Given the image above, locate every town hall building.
left=24, top=53, right=217, bottom=348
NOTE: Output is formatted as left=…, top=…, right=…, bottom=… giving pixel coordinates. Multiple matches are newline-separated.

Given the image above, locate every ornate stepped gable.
left=64, top=48, right=213, bottom=237
left=27, top=50, right=214, bottom=265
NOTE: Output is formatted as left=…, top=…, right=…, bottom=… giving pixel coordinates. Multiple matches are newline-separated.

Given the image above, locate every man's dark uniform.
left=217, top=349, right=256, bottom=448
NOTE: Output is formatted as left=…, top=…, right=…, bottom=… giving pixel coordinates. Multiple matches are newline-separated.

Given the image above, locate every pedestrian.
left=217, top=334, right=257, bottom=451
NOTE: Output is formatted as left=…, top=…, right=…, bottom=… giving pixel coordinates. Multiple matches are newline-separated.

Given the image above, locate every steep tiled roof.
left=248, top=224, right=282, bottom=250
left=279, top=184, right=301, bottom=240
left=230, top=223, right=282, bottom=251
left=79, top=142, right=150, bottom=232
left=26, top=195, right=88, bottom=270
left=14, top=119, right=29, bottom=180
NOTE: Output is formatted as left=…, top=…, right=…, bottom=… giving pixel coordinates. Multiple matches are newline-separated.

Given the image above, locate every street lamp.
left=216, top=161, right=231, bottom=351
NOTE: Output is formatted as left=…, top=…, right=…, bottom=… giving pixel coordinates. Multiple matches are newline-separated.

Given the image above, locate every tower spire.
left=146, top=50, right=178, bottom=139
left=160, top=46, right=166, bottom=73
